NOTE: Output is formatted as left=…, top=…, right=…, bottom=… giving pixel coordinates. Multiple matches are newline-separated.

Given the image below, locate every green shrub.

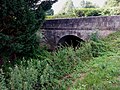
left=75, top=8, right=101, bottom=17
left=101, top=7, right=120, bottom=16
left=46, top=14, right=77, bottom=19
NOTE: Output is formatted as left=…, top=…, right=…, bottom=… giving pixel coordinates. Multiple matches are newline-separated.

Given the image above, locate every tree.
left=0, top=0, right=57, bottom=63
left=60, top=0, right=75, bottom=15
left=80, top=0, right=96, bottom=8
left=46, top=9, right=54, bottom=16
left=104, top=0, right=120, bottom=7
left=80, top=0, right=86, bottom=8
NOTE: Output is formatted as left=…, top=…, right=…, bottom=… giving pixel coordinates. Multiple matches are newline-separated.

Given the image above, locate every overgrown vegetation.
left=75, top=8, right=101, bottom=17
left=1, top=31, right=120, bottom=89
left=69, top=31, right=120, bottom=90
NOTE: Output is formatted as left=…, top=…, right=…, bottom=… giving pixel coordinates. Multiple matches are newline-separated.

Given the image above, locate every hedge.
left=101, top=7, right=120, bottom=16
left=74, top=8, right=101, bottom=17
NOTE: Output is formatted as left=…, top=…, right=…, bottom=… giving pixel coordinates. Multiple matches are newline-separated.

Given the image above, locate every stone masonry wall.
left=42, top=15, right=120, bottom=31
left=41, top=15, right=120, bottom=50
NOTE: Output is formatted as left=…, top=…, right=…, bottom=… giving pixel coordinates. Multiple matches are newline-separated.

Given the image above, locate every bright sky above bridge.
left=52, top=0, right=107, bottom=14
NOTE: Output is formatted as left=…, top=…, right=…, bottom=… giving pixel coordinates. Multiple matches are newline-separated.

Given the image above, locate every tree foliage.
left=104, top=0, right=120, bottom=7
left=46, top=9, right=54, bottom=16
left=59, top=0, right=75, bottom=15
left=79, top=0, right=97, bottom=8
left=75, top=8, right=101, bottom=17
left=0, top=0, right=57, bottom=62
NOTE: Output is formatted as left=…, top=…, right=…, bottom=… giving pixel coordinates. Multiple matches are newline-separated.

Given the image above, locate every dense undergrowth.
left=70, top=31, right=120, bottom=90
left=0, top=31, right=120, bottom=90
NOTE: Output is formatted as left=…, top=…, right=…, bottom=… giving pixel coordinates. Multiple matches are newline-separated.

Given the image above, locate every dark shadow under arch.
left=57, top=35, right=84, bottom=48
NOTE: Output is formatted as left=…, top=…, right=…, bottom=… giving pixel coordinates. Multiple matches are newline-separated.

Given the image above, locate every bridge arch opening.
left=57, top=35, right=84, bottom=48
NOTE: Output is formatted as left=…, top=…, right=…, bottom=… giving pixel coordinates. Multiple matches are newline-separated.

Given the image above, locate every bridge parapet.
left=42, top=15, right=120, bottom=31
left=41, top=15, right=120, bottom=50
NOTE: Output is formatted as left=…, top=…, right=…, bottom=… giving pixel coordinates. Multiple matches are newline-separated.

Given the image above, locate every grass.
left=70, top=53, right=120, bottom=90
left=68, top=31, right=120, bottom=90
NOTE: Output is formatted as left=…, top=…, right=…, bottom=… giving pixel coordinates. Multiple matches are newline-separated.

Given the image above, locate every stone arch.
left=57, top=35, right=84, bottom=48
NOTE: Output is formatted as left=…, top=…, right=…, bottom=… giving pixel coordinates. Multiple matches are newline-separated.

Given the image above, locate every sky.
left=52, top=0, right=107, bottom=14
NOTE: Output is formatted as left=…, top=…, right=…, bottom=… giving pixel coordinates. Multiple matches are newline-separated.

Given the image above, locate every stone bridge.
left=41, top=15, right=120, bottom=50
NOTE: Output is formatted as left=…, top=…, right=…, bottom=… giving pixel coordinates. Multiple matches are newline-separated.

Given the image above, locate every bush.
left=101, top=7, right=120, bottom=16
left=75, top=8, right=101, bottom=17
left=46, top=14, right=77, bottom=19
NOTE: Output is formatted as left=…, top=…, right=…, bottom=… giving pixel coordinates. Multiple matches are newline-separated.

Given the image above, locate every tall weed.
left=7, top=60, right=38, bottom=90
left=0, top=70, right=8, bottom=90
left=90, top=32, right=110, bottom=57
